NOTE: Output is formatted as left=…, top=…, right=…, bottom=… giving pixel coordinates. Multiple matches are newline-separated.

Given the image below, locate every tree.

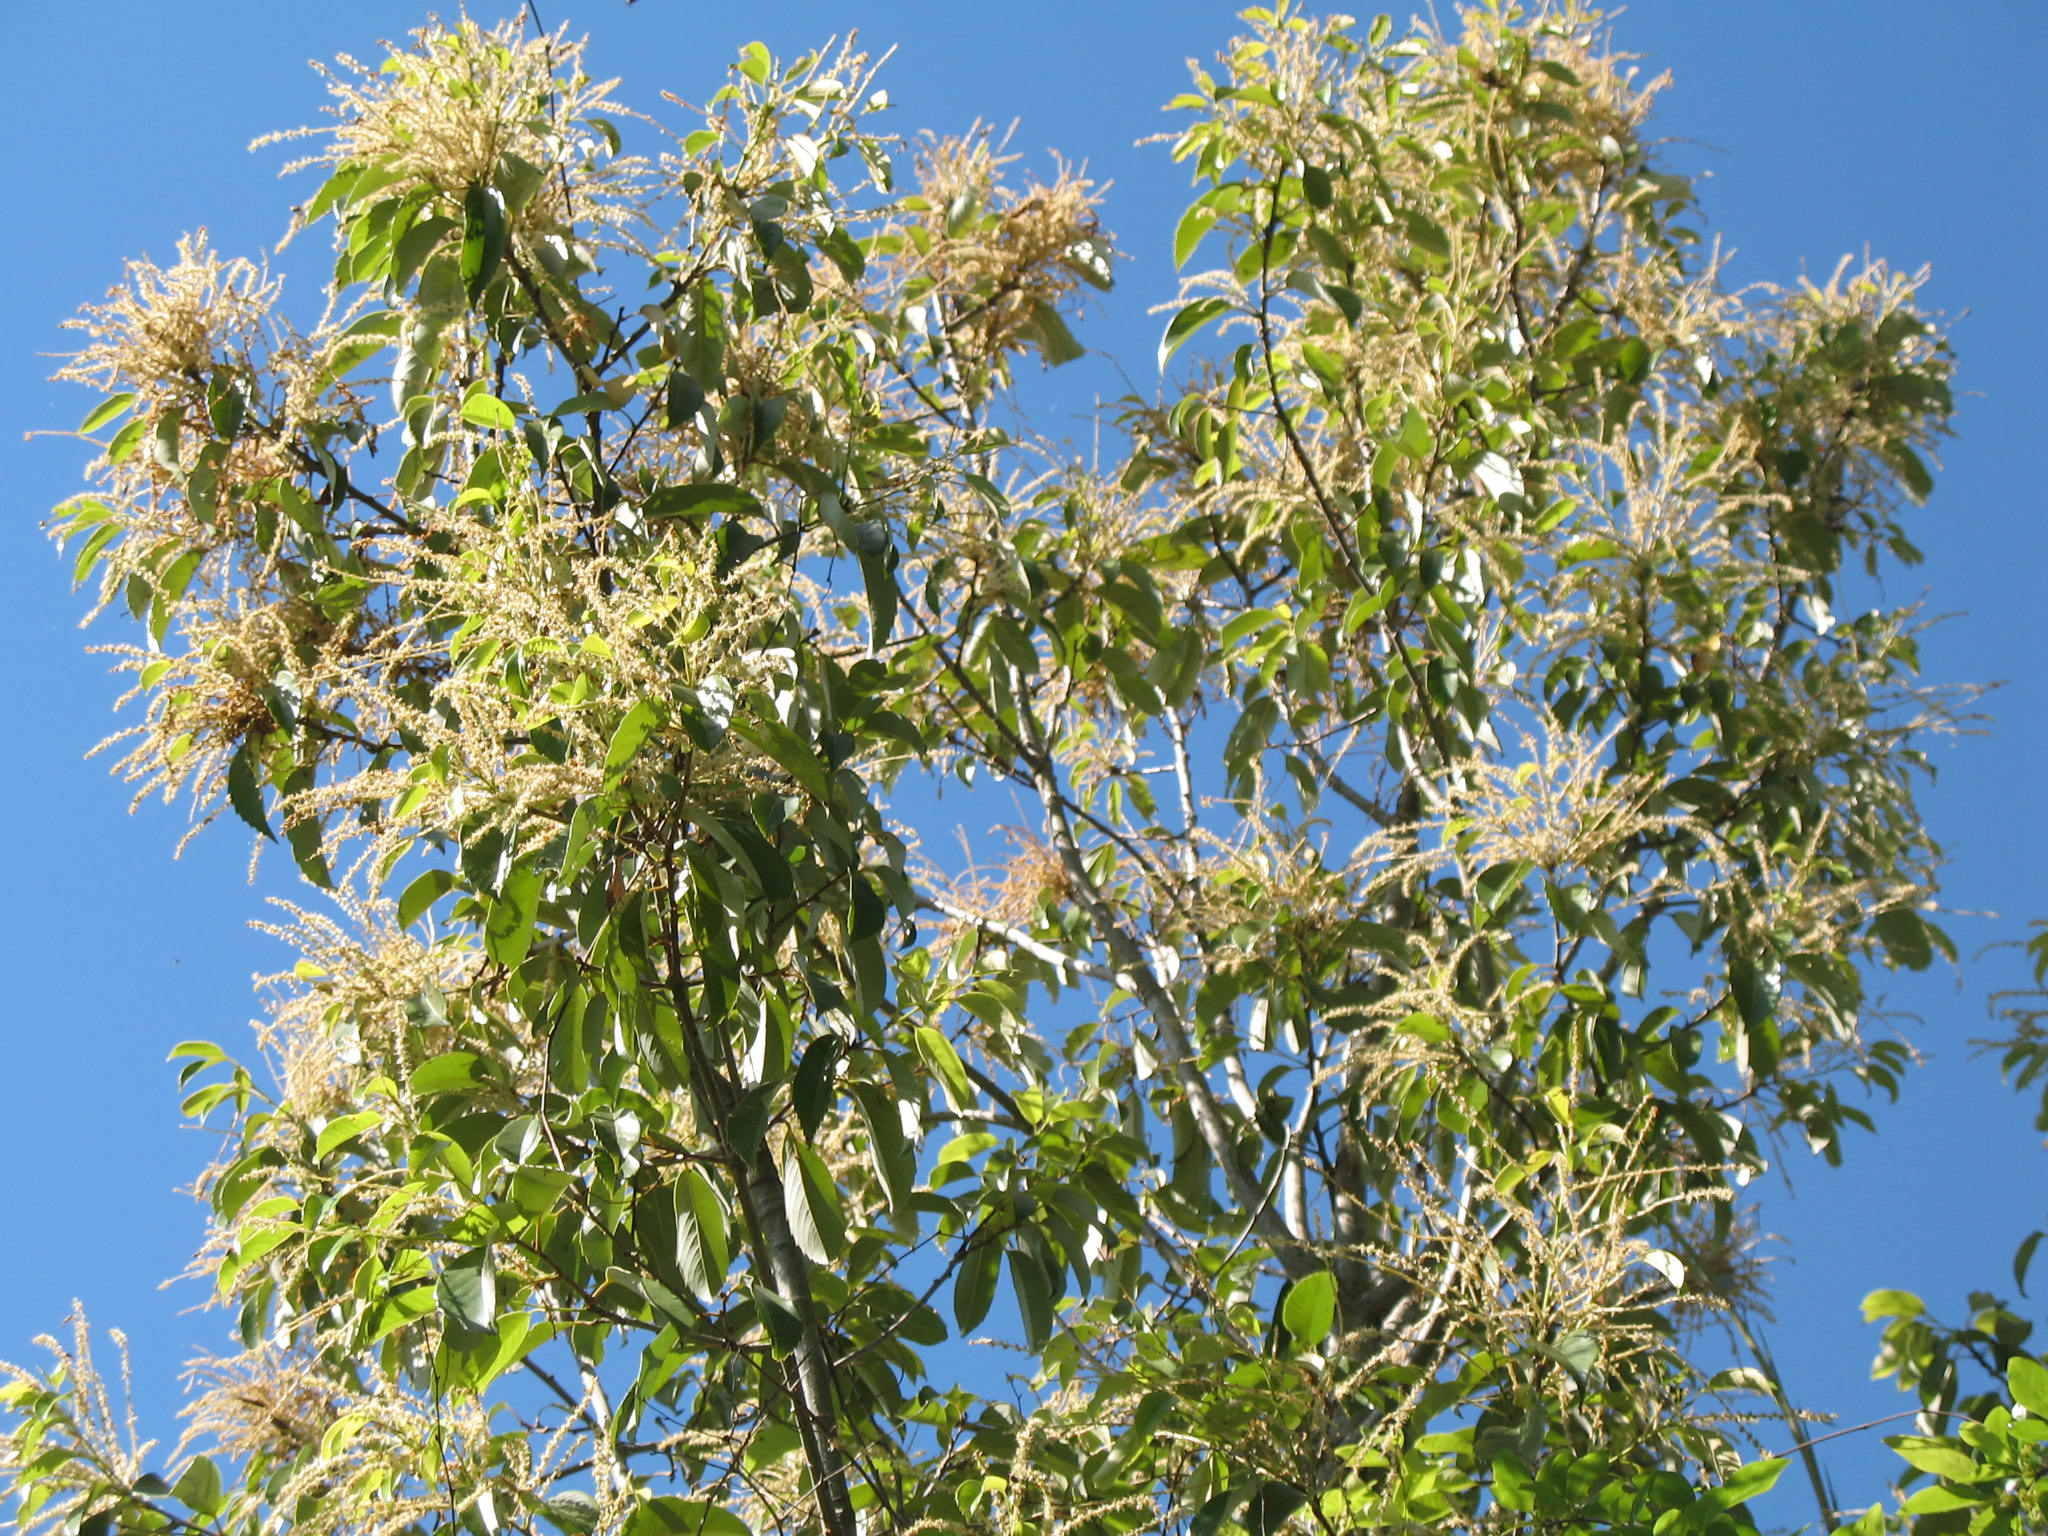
left=2, top=4, right=2040, bottom=1535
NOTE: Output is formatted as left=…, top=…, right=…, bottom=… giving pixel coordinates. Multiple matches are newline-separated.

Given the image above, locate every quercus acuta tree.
left=5, top=5, right=2042, bottom=1536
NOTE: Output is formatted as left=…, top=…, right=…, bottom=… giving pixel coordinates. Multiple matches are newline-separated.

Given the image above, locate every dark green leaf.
left=792, top=1035, right=844, bottom=1139
left=953, top=1240, right=999, bottom=1332
left=643, top=483, right=766, bottom=520
left=1009, top=1248, right=1055, bottom=1350
left=226, top=744, right=276, bottom=841
left=460, top=185, right=507, bottom=304
left=1243, top=1481, right=1309, bottom=1536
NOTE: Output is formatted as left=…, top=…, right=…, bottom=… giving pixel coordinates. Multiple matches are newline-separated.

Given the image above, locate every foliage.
left=4, top=5, right=2039, bottom=1536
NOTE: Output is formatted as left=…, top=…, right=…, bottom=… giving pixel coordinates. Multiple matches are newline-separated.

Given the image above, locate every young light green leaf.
left=1281, top=1270, right=1337, bottom=1348
left=2007, top=1354, right=2048, bottom=1417
left=78, top=393, right=136, bottom=434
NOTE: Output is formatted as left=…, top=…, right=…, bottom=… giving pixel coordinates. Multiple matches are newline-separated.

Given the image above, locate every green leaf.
left=953, top=1240, right=999, bottom=1332
left=314, top=1109, right=384, bottom=1161
left=485, top=861, right=541, bottom=967
left=849, top=1080, right=914, bottom=1215
left=1491, top=1455, right=1534, bottom=1513
left=410, top=1050, right=490, bottom=1097
left=79, top=393, right=136, bottom=434
left=206, top=376, right=247, bottom=439
left=914, top=1026, right=973, bottom=1112
left=172, top=1455, right=223, bottom=1518
left=1242, top=1481, right=1309, bottom=1536
left=1546, top=1328, right=1599, bottom=1381
left=1189, top=1486, right=1250, bottom=1536
left=625, top=1496, right=750, bottom=1536
left=849, top=873, right=887, bottom=942
left=1887, top=1437, right=1981, bottom=1482
left=642, top=483, right=766, bottom=520
left=460, top=185, right=507, bottom=304
left=1861, top=1288, right=1925, bottom=1323
left=672, top=1167, right=731, bottom=1300
left=1009, top=1248, right=1055, bottom=1350
left=1020, top=300, right=1085, bottom=366
left=397, top=867, right=457, bottom=929
left=859, top=544, right=898, bottom=652
left=2015, top=1229, right=2043, bottom=1295
left=1873, top=907, right=1935, bottom=971
left=783, top=1141, right=846, bottom=1263
left=1174, top=204, right=1219, bottom=269
left=2010, top=1353, right=2048, bottom=1417
left=461, top=392, right=519, bottom=432
left=606, top=700, right=663, bottom=776
left=1160, top=296, right=1231, bottom=372
left=107, top=417, right=146, bottom=465
left=437, top=1249, right=497, bottom=1343
left=1064, top=233, right=1115, bottom=290
left=1901, top=1484, right=1985, bottom=1514
left=540, top=1492, right=602, bottom=1535
left=1705, top=1457, right=1785, bottom=1511
left=752, top=1284, right=805, bottom=1355
left=226, top=744, right=276, bottom=841
left=1281, top=1269, right=1337, bottom=1348
left=792, top=1035, right=844, bottom=1139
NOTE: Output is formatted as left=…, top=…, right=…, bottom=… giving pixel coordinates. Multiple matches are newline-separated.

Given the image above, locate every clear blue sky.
left=2, top=0, right=2041, bottom=1519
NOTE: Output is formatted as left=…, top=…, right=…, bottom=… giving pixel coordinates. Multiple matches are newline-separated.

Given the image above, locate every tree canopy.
left=4, top=5, right=2042, bottom=1536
